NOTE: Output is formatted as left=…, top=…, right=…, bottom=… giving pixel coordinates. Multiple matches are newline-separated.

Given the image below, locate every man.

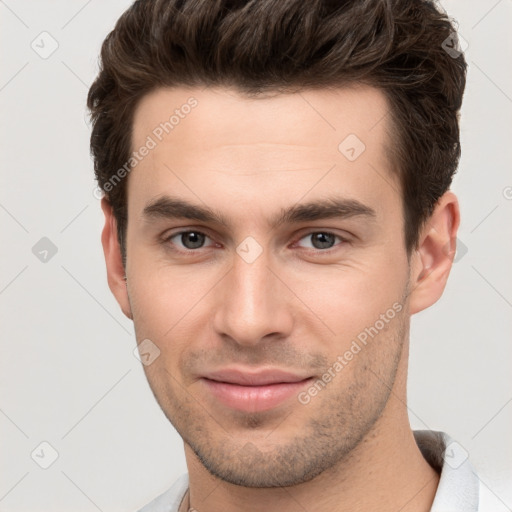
left=87, top=0, right=478, bottom=510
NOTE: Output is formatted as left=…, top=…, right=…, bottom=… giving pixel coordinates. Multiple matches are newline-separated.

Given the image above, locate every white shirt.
left=137, top=430, right=480, bottom=512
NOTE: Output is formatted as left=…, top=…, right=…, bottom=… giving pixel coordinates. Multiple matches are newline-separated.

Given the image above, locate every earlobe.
left=100, top=197, right=133, bottom=320
left=408, top=191, right=460, bottom=315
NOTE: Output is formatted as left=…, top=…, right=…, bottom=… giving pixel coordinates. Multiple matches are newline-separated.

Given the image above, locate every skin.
left=101, top=84, right=460, bottom=512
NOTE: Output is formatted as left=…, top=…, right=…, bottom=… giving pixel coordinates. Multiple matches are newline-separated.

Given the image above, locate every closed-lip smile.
left=200, top=367, right=313, bottom=412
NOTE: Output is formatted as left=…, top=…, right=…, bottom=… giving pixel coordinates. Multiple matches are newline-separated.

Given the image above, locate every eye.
left=295, top=232, right=346, bottom=251
left=161, top=229, right=348, bottom=255
left=164, top=230, right=216, bottom=251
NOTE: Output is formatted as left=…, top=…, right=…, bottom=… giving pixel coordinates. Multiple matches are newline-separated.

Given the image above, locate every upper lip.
left=202, top=368, right=312, bottom=386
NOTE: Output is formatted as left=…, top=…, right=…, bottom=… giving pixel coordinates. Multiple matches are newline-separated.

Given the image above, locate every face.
left=117, top=85, right=416, bottom=487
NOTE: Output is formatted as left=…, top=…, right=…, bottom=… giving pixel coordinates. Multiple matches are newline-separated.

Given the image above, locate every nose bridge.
left=213, top=244, right=292, bottom=346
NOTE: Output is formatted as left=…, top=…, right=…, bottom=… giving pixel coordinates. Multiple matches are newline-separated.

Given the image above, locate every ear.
left=408, top=191, right=460, bottom=315
left=100, top=197, right=133, bottom=320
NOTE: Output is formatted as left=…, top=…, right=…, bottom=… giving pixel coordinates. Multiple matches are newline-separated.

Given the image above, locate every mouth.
left=200, top=368, right=314, bottom=412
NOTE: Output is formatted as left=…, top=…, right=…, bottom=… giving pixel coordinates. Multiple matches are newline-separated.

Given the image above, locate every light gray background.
left=1, top=1, right=511, bottom=510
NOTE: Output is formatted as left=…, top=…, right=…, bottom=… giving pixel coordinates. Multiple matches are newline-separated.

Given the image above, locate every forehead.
left=132, top=84, right=391, bottom=151
left=128, top=85, right=399, bottom=223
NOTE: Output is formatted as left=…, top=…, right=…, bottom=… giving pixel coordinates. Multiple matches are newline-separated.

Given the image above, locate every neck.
left=182, top=344, right=439, bottom=512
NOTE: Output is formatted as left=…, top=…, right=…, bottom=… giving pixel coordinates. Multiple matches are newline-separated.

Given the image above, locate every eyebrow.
left=141, top=194, right=376, bottom=229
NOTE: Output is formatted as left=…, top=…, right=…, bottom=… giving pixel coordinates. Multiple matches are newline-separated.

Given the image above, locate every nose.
left=213, top=247, right=294, bottom=347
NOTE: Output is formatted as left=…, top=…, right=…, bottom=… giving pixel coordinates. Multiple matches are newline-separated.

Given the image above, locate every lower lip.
left=201, top=378, right=312, bottom=412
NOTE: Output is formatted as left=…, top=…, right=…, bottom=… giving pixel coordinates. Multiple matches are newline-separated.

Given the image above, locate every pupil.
left=312, top=233, right=335, bottom=249
left=182, top=232, right=205, bottom=249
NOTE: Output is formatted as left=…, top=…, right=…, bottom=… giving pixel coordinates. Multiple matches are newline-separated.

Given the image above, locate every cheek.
left=128, top=247, right=200, bottom=313
left=127, top=260, right=217, bottom=355
left=284, top=258, right=408, bottom=338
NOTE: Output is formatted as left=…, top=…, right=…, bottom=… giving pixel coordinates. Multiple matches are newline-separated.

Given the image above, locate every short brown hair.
left=87, top=0, right=467, bottom=266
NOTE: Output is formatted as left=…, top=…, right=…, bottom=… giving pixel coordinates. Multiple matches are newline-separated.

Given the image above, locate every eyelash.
left=161, top=229, right=349, bottom=256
